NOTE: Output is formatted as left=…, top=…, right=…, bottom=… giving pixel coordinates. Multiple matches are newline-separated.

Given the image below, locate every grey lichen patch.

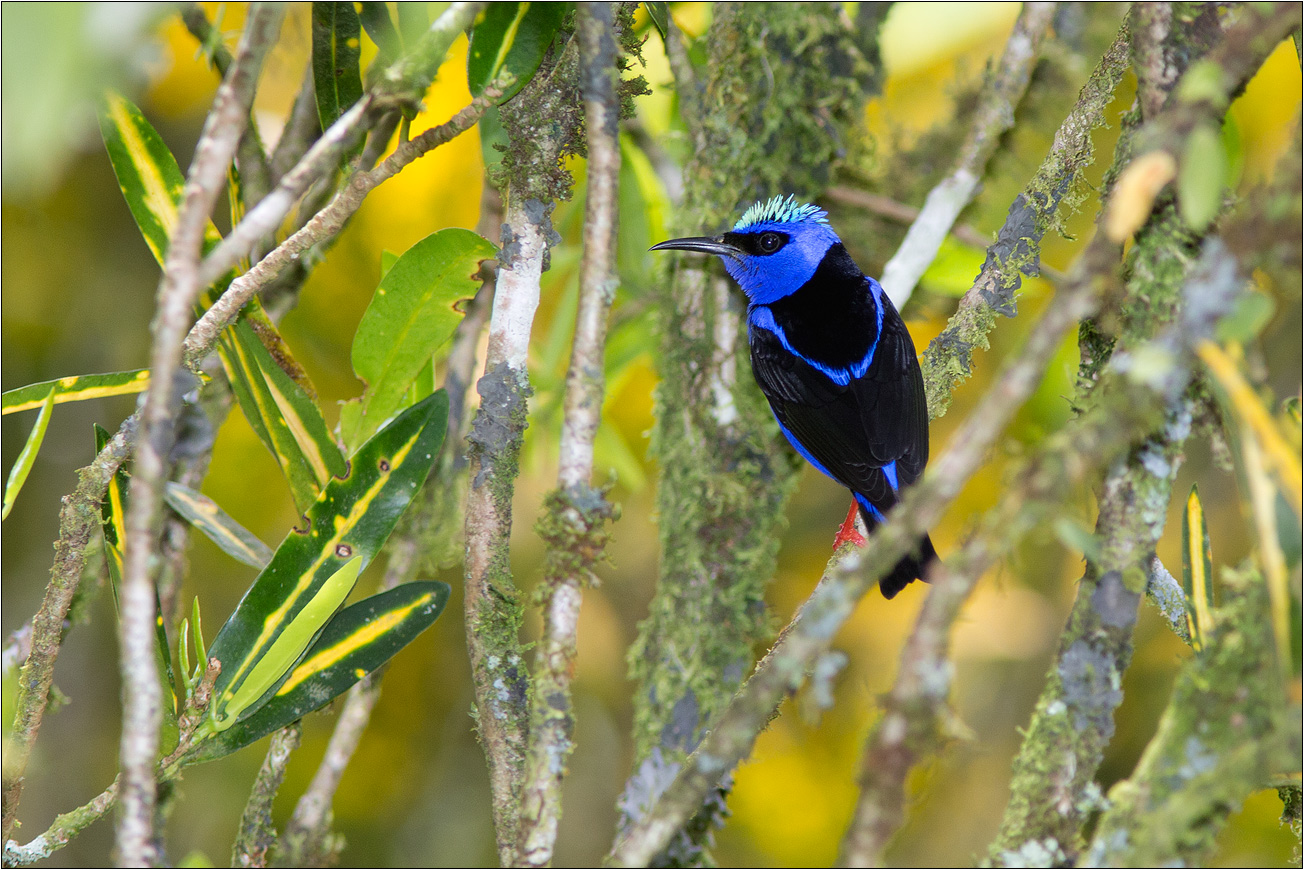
left=469, top=362, right=532, bottom=491
left=1086, top=563, right=1294, bottom=867
left=1058, top=639, right=1124, bottom=738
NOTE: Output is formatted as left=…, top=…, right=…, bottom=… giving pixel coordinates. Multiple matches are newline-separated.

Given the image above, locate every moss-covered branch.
left=232, top=724, right=301, bottom=869
left=1083, top=564, right=1297, bottom=866
left=517, top=6, right=624, bottom=866
left=920, top=23, right=1133, bottom=420
left=617, top=5, right=875, bottom=863
left=879, top=1, right=1055, bottom=308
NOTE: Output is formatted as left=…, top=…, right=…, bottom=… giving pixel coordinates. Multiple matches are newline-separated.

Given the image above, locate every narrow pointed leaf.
left=358, top=2, right=401, bottom=63
left=164, top=482, right=275, bottom=569
left=218, top=318, right=348, bottom=511
left=205, top=391, right=448, bottom=732
left=97, top=91, right=223, bottom=263
left=3, top=369, right=151, bottom=415
left=645, top=2, right=670, bottom=40
left=2, top=388, right=56, bottom=520
left=347, top=229, right=495, bottom=448
left=1181, top=485, right=1215, bottom=649
left=312, top=2, right=365, bottom=132
left=467, top=2, right=567, bottom=103
left=185, top=581, right=450, bottom=762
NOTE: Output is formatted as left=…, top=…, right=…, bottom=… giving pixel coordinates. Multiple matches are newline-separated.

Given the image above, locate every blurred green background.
left=3, top=3, right=1300, bottom=866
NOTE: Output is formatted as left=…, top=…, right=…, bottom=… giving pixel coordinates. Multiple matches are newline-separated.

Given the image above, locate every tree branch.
left=516, top=6, right=622, bottom=866
left=879, top=2, right=1056, bottom=309
left=232, top=724, right=301, bottom=869
left=115, top=7, right=283, bottom=864
left=920, top=22, right=1133, bottom=420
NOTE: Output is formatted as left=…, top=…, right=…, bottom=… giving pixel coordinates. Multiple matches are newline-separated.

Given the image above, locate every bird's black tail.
left=858, top=503, right=938, bottom=599
left=879, top=533, right=938, bottom=599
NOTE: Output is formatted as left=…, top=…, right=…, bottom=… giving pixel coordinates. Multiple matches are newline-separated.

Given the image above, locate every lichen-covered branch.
left=878, top=2, right=1055, bottom=309
left=232, top=724, right=301, bottom=869
left=1083, top=564, right=1296, bottom=867
left=2, top=779, right=119, bottom=868
left=115, top=9, right=282, bottom=864
left=1, top=416, right=136, bottom=844
left=463, top=35, right=581, bottom=865
left=920, top=22, right=1133, bottom=420
left=618, top=6, right=875, bottom=863
left=517, top=6, right=622, bottom=867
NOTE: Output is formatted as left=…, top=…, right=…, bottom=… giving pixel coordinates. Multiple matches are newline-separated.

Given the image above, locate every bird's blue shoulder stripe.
left=749, top=303, right=877, bottom=386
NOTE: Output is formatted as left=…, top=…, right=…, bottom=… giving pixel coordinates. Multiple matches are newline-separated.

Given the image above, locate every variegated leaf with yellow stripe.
left=164, top=482, right=275, bottom=569
left=2, top=369, right=151, bottom=416
left=1181, top=485, right=1216, bottom=651
left=200, top=390, right=448, bottom=736
left=98, top=91, right=347, bottom=511
left=183, top=580, right=450, bottom=763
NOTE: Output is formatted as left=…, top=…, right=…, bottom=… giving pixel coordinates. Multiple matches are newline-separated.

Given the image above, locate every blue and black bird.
left=652, top=195, right=936, bottom=598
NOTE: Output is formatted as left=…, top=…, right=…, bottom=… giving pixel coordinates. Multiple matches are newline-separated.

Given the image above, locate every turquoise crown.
left=734, top=194, right=828, bottom=230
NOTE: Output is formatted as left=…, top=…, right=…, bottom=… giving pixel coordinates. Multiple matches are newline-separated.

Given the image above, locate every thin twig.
left=115, top=7, right=283, bottom=864
left=920, top=24, right=1133, bottom=420
left=181, top=87, right=499, bottom=369
left=878, top=2, right=1056, bottom=309
left=232, top=724, right=301, bottom=869
left=516, top=6, right=622, bottom=866
left=180, top=4, right=274, bottom=207
left=2, top=779, right=120, bottom=868
left=270, top=64, right=321, bottom=183
left=0, top=416, right=134, bottom=843
left=194, top=96, right=374, bottom=290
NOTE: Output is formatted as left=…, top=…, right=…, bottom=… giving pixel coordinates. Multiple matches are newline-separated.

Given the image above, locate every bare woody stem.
left=1, top=416, right=135, bottom=844
left=516, top=5, right=622, bottom=867
left=114, top=9, right=282, bottom=865
left=878, top=2, right=1055, bottom=309
left=231, top=723, right=301, bottom=869
left=181, top=87, right=499, bottom=369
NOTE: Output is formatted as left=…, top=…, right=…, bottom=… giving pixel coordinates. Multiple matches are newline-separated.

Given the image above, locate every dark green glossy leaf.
left=218, top=318, right=348, bottom=512
left=164, top=482, right=274, bottom=569
left=645, top=2, right=669, bottom=39
left=312, top=2, right=365, bottom=133
left=204, top=391, right=448, bottom=733
left=345, top=229, right=494, bottom=449
left=467, top=2, right=567, bottom=103
left=185, top=581, right=450, bottom=762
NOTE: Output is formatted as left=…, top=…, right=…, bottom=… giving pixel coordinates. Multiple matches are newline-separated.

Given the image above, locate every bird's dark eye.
left=758, top=232, right=783, bottom=253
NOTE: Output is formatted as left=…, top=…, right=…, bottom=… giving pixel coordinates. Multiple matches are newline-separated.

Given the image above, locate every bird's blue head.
left=651, top=195, right=841, bottom=305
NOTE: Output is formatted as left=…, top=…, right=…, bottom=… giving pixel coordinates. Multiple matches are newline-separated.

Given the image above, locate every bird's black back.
left=748, top=243, right=934, bottom=597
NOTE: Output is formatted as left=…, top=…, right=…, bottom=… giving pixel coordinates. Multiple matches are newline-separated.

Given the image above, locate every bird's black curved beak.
left=650, top=236, right=741, bottom=260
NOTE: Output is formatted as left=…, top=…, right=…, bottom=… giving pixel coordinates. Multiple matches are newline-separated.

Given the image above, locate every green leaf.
left=1178, top=123, right=1227, bottom=232
left=358, top=2, right=401, bottom=63
left=97, top=92, right=222, bottom=264
left=1215, top=289, right=1276, bottom=343
left=93, top=424, right=130, bottom=586
left=204, top=391, right=449, bottom=732
left=164, top=482, right=275, bottom=569
left=1181, top=485, right=1215, bottom=650
left=395, top=3, right=429, bottom=52
left=2, top=369, right=151, bottom=415
left=312, top=2, right=365, bottom=132
left=2, top=388, right=55, bottom=520
left=184, top=581, right=450, bottom=762
left=345, top=229, right=495, bottom=449
left=218, top=318, right=348, bottom=512
left=645, top=2, right=670, bottom=40
left=467, top=2, right=567, bottom=103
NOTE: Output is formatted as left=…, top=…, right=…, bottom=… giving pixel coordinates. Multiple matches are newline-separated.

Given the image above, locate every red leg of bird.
left=832, top=501, right=867, bottom=550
